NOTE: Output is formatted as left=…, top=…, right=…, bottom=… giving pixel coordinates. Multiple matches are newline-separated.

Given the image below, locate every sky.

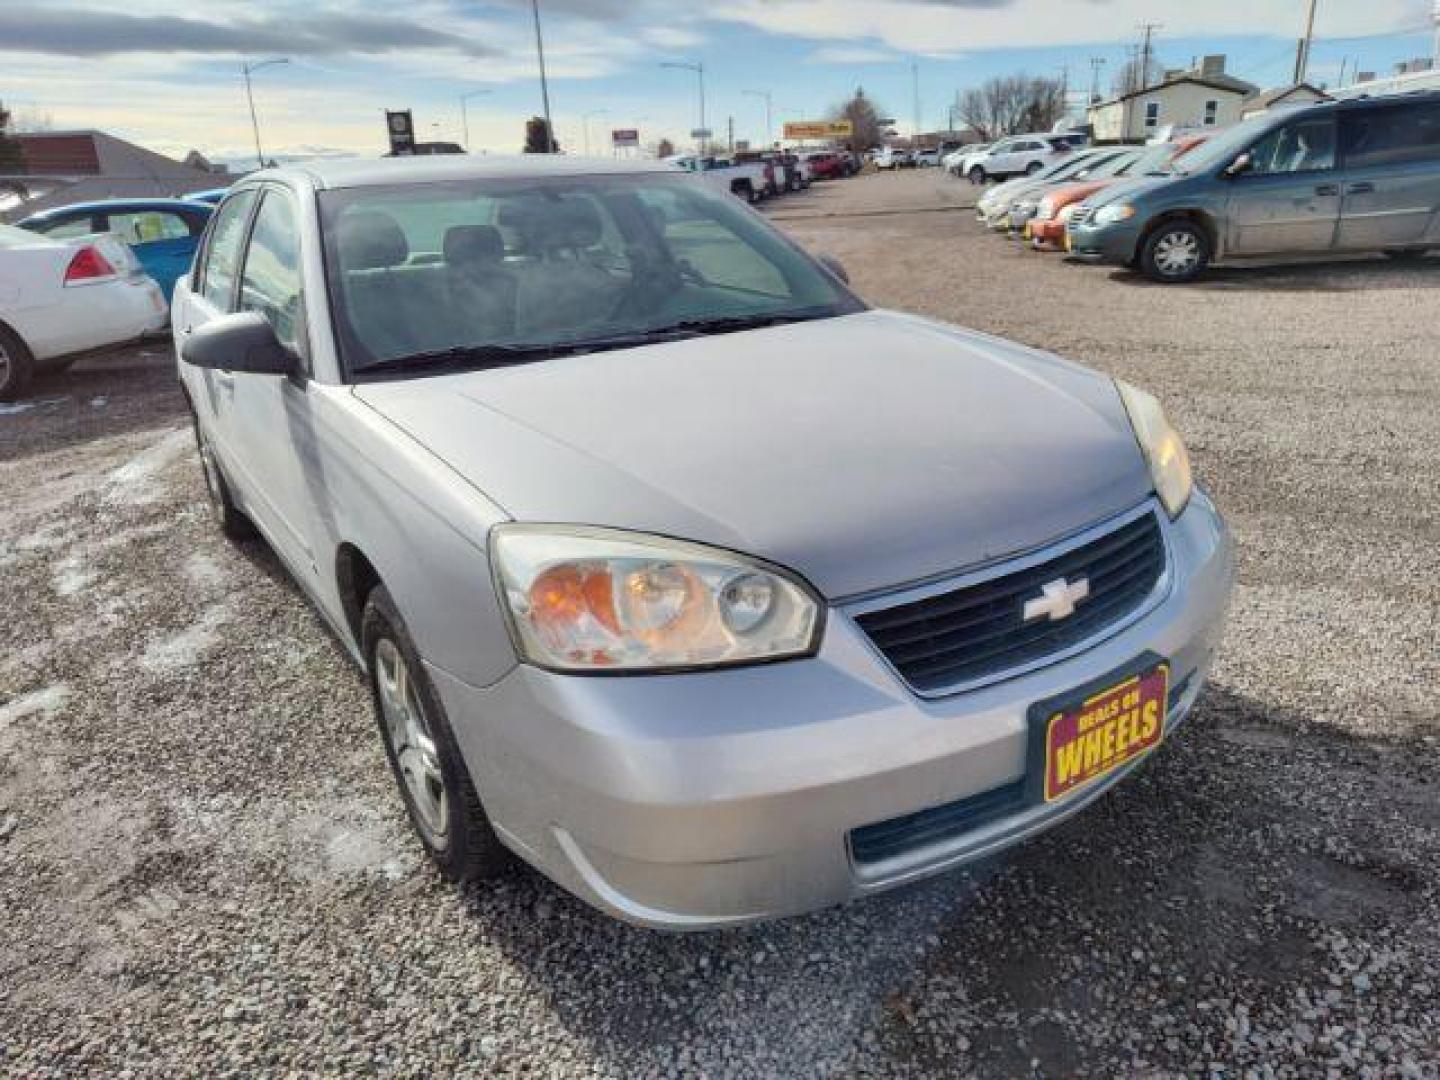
left=1, top=0, right=1436, bottom=167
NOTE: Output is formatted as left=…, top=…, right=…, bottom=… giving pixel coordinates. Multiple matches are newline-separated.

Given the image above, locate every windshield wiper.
left=638, top=310, right=831, bottom=337
left=355, top=342, right=568, bottom=377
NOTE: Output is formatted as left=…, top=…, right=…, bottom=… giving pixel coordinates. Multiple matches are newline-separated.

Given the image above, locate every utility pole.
left=1089, top=56, right=1107, bottom=103
left=530, top=0, right=556, bottom=153
left=242, top=58, right=290, bottom=170
left=1056, top=64, right=1070, bottom=123
left=743, top=89, right=773, bottom=147
left=1137, top=23, right=1162, bottom=90
left=911, top=60, right=922, bottom=144
left=1293, top=0, right=1319, bottom=84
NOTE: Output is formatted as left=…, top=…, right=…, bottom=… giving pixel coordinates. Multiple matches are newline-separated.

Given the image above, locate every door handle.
left=1314, top=183, right=1339, bottom=196
left=1346, top=181, right=1375, bottom=195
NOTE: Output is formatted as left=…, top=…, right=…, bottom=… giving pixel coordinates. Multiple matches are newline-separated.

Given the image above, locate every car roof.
left=257, top=154, right=678, bottom=191
left=21, top=197, right=214, bottom=220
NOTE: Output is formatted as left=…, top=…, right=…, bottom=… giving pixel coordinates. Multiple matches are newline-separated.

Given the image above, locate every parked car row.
left=971, top=92, right=1440, bottom=282
left=667, top=148, right=860, bottom=202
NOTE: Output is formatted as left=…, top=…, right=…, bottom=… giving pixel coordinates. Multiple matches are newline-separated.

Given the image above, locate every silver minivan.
left=1068, top=93, right=1440, bottom=281
left=173, top=156, right=1232, bottom=928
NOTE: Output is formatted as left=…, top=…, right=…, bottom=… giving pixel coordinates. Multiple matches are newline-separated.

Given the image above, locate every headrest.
left=444, top=224, right=505, bottom=267
left=337, top=210, right=408, bottom=270
left=538, top=199, right=604, bottom=249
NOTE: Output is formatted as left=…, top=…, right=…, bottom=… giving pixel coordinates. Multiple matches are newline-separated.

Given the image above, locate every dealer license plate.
left=1022, top=221, right=1033, bottom=240
left=1043, top=662, right=1168, bottom=802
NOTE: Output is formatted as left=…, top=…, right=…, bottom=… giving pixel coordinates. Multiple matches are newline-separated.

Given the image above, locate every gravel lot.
left=2, top=168, right=1437, bottom=1077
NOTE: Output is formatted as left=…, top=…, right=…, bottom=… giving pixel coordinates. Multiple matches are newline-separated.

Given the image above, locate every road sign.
left=611, top=128, right=640, bottom=148
left=385, top=109, right=415, bottom=156
left=782, top=120, right=853, bottom=140
left=690, top=127, right=713, bottom=139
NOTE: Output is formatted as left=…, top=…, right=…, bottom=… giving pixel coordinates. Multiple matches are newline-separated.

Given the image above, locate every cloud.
left=0, top=7, right=504, bottom=59
left=806, top=45, right=904, bottom=64
left=642, top=26, right=706, bottom=50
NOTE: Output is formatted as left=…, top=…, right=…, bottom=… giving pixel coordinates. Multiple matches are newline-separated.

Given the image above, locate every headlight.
left=1037, top=196, right=1056, bottom=221
left=490, top=525, right=822, bottom=672
left=1116, top=381, right=1193, bottom=518
left=1095, top=204, right=1137, bottom=225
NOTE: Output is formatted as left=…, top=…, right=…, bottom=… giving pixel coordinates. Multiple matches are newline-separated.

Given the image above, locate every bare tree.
left=957, top=75, right=1067, bottom=141
left=829, top=87, right=886, bottom=150
left=1111, top=55, right=1165, bottom=97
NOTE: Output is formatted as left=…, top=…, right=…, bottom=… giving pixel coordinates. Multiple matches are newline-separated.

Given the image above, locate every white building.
left=1087, top=56, right=1255, bottom=143
left=1241, top=83, right=1332, bottom=120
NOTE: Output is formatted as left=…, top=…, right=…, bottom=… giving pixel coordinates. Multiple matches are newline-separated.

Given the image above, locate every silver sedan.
left=173, top=155, right=1232, bottom=928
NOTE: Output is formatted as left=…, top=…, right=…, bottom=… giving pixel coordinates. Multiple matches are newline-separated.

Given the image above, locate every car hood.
left=1083, top=174, right=1182, bottom=209
left=353, top=310, right=1153, bottom=599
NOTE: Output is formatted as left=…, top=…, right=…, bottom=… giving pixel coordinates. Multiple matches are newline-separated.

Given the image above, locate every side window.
left=1144, top=103, right=1161, bottom=130
left=238, top=190, right=303, bottom=349
left=1247, top=117, right=1336, bottom=175
left=1204, top=100, right=1219, bottom=126
left=106, top=210, right=190, bottom=244
left=200, top=190, right=258, bottom=309
left=1342, top=105, right=1440, bottom=169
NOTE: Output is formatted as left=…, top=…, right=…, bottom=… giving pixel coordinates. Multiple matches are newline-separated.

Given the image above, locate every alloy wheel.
left=1153, top=230, right=1201, bottom=277
left=374, top=637, right=449, bottom=845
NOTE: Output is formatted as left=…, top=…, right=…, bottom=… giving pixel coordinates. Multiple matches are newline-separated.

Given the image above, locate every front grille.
left=854, top=510, right=1166, bottom=694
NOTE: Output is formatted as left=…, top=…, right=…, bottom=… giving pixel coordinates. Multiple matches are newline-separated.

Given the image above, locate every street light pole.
left=743, top=89, right=772, bottom=147
left=583, top=108, right=609, bottom=157
left=531, top=0, right=556, bottom=152
left=1294, top=0, right=1319, bottom=84
left=460, top=89, right=492, bottom=152
left=660, top=61, right=706, bottom=153
left=242, top=57, right=290, bottom=170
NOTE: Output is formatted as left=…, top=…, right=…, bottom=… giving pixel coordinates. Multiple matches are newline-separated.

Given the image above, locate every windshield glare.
left=321, top=174, right=862, bottom=374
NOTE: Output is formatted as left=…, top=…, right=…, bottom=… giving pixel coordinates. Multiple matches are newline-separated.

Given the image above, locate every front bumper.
left=1066, top=216, right=1146, bottom=264
left=432, top=493, right=1233, bottom=929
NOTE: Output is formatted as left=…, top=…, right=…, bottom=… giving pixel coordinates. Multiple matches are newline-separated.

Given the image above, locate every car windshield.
left=1168, top=117, right=1271, bottom=174
left=321, top=173, right=864, bottom=376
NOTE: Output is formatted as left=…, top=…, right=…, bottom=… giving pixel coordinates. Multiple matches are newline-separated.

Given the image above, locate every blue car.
left=18, top=198, right=214, bottom=302
left=186, top=188, right=231, bottom=205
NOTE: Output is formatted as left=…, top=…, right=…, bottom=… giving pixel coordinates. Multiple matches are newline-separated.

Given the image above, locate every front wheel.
left=363, top=586, right=509, bottom=883
left=968, top=166, right=986, bottom=185
left=190, top=412, right=256, bottom=541
left=1139, top=220, right=1211, bottom=283
left=0, top=323, right=35, bottom=403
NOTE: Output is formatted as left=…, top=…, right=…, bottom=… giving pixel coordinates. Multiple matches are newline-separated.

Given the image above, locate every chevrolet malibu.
left=173, top=156, right=1233, bottom=929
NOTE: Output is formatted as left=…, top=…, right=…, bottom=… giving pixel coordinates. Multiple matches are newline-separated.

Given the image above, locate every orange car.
left=1027, top=136, right=1208, bottom=251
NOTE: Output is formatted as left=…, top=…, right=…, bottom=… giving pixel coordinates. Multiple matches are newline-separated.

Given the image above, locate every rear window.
left=0, top=223, right=58, bottom=248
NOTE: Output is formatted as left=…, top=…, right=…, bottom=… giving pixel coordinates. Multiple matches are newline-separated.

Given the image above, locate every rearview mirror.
left=182, top=312, right=297, bottom=376
left=1224, top=152, right=1253, bottom=178
left=817, top=253, right=850, bottom=284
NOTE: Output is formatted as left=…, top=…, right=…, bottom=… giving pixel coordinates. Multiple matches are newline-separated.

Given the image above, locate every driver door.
left=1226, top=116, right=1342, bottom=256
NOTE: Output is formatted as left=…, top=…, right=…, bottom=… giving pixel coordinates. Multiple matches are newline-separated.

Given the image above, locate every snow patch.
left=182, top=552, right=228, bottom=591
left=139, top=603, right=233, bottom=673
left=53, top=554, right=98, bottom=597
left=106, top=428, right=192, bottom=506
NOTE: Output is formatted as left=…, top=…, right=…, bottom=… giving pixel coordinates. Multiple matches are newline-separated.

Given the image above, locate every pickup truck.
left=664, top=154, right=770, bottom=203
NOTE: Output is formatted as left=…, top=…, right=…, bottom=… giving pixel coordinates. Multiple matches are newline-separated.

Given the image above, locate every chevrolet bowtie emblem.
left=1023, top=576, right=1091, bottom=623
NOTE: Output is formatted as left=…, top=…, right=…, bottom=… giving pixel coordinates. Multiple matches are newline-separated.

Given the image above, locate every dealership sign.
left=385, top=110, right=415, bottom=156
left=782, top=120, right=854, bottom=140
left=611, top=128, right=640, bottom=148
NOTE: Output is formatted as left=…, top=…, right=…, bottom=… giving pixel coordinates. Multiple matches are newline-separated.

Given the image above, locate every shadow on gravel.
left=0, top=343, right=186, bottom=463
left=454, top=682, right=1436, bottom=1075
left=1102, top=254, right=1440, bottom=294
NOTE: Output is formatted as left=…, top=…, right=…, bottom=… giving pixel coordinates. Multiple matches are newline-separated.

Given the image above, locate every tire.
left=362, top=585, right=509, bottom=883
left=0, top=323, right=35, bottom=403
left=189, top=410, right=256, bottom=541
left=968, top=166, right=986, bottom=185
left=1383, top=248, right=1429, bottom=260
left=1025, top=161, right=1044, bottom=175
left=1139, top=220, right=1211, bottom=283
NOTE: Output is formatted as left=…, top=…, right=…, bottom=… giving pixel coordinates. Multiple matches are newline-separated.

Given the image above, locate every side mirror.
left=1224, top=152, right=1253, bottom=178
left=182, top=311, right=296, bottom=376
left=817, top=253, right=850, bottom=284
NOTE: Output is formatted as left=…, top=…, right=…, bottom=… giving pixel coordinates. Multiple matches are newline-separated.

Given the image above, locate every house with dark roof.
left=1087, top=56, right=1257, bottom=143
left=1242, top=83, right=1333, bottom=119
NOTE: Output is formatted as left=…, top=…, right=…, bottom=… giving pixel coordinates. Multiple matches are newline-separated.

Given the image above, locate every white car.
left=912, top=148, right=940, bottom=167
left=960, top=135, right=1073, bottom=184
left=875, top=146, right=911, bottom=170
left=945, top=144, right=986, bottom=175
left=0, top=224, right=167, bottom=401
